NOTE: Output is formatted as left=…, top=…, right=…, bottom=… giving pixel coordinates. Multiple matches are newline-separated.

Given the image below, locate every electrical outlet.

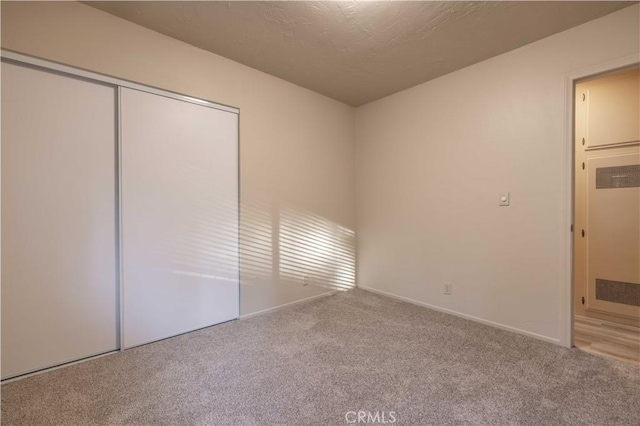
left=443, top=283, right=452, bottom=295
left=303, top=275, right=309, bottom=286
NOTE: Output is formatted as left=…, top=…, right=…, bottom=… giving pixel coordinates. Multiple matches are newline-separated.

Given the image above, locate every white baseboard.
left=358, top=286, right=560, bottom=345
left=240, top=291, right=338, bottom=320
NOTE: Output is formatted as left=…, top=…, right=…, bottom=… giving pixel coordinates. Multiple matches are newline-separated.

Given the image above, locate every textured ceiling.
left=86, top=1, right=634, bottom=106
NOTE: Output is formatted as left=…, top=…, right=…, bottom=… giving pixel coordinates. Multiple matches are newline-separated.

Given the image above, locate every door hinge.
left=582, top=93, right=586, bottom=101
left=581, top=229, right=585, bottom=237
left=582, top=162, right=585, bottom=170
left=571, top=224, right=574, bottom=233
left=581, top=296, right=585, bottom=305
left=582, top=137, right=585, bottom=146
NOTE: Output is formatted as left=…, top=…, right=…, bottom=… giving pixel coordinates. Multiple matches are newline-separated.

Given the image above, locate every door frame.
left=561, top=53, right=640, bottom=348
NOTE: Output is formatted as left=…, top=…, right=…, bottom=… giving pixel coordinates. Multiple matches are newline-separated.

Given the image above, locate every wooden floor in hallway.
left=574, top=314, right=640, bottom=365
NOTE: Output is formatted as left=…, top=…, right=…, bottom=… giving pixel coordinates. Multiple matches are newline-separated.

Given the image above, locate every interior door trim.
left=563, top=53, right=640, bottom=349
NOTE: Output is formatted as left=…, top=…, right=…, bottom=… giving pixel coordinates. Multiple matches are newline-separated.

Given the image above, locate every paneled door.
left=120, top=88, right=239, bottom=348
left=585, top=153, right=640, bottom=318
left=1, top=62, right=118, bottom=379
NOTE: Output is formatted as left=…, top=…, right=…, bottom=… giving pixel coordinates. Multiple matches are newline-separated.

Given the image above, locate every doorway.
left=573, top=66, right=640, bottom=364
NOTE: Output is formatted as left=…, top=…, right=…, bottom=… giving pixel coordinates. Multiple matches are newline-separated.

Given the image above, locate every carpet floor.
left=2, top=289, right=639, bottom=425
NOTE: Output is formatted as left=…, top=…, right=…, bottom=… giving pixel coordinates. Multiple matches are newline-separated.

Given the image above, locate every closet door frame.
left=1, top=49, right=240, bottom=379
left=1, top=50, right=239, bottom=114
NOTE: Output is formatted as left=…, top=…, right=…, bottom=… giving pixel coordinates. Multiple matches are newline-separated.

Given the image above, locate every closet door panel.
left=586, top=68, right=640, bottom=148
left=1, top=62, right=118, bottom=379
left=121, top=88, right=238, bottom=349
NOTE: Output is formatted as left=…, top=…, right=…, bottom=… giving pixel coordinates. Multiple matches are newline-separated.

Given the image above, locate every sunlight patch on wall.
left=239, top=196, right=273, bottom=282
left=279, top=207, right=355, bottom=291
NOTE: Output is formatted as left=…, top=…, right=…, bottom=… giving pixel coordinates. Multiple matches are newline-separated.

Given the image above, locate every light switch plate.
left=499, top=192, right=510, bottom=206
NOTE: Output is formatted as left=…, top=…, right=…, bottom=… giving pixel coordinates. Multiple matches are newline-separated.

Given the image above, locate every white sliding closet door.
left=1, top=62, right=118, bottom=379
left=121, top=88, right=239, bottom=348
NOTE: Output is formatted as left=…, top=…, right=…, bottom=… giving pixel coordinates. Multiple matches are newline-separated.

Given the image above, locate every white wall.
left=3, top=1, right=638, bottom=344
left=0, top=1, right=356, bottom=317
left=355, top=5, right=639, bottom=343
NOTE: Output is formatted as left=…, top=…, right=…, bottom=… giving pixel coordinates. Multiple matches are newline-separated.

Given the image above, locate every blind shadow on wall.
left=240, top=195, right=356, bottom=295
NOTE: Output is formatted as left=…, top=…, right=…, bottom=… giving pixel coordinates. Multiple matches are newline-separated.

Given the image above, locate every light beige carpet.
left=2, top=289, right=639, bottom=425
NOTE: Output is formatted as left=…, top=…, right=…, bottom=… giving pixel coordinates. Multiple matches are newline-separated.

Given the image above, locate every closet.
left=574, top=67, right=639, bottom=325
left=1, top=53, right=239, bottom=380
